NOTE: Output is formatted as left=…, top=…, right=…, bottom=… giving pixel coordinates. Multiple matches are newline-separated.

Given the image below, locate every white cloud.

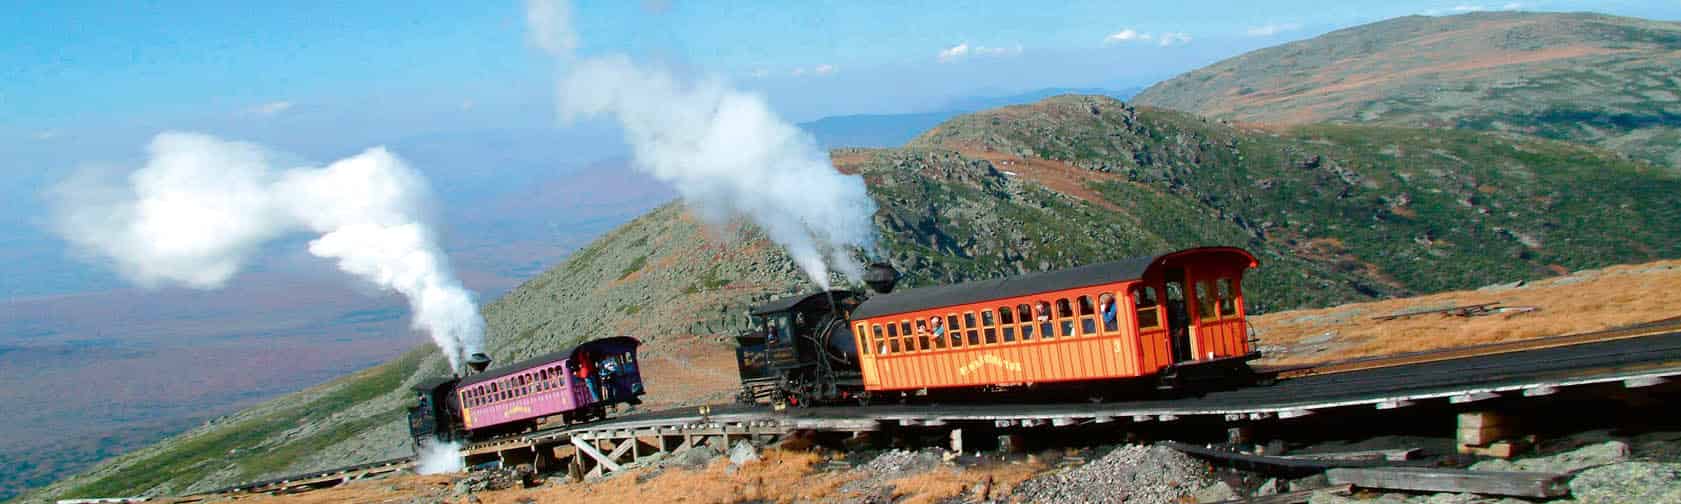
left=525, top=0, right=577, bottom=54
left=1158, top=32, right=1193, bottom=46
left=1104, top=29, right=1151, bottom=44
left=459, top=100, right=475, bottom=111
left=791, top=67, right=805, bottom=77
left=1245, top=22, right=1302, bottom=37
left=974, top=44, right=1023, bottom=57
left=36, top=130, right=59, bottom=140
left=938, top=42, right=1023, bottom=63
left=938, top=42, right=971, bottom=62
left=749, top=68, right=770, bottom=79
left=813, top=64, right=837, bottom=76
left=248, top=101, right=293, bottom=117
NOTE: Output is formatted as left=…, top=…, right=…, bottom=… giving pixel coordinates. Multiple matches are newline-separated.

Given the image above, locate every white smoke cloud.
left=47, top=132, right=485, bottom=371
left=525, top=0, right=878, bottom=289
left=416, top=439, right=465, bottom=474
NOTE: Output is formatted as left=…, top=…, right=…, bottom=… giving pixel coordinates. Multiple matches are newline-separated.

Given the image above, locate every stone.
left=1289, top=473, right=1332, bottom=492
left=1255, top=478, right=1281, bottom=496
left=1471, top=440, right=1630, bottom=474
left=1193, top=481, right=1236, bottom=503
left=670, top=446, right=721, bottom=470
left=728, top=440, right=761, bottom=466
left=1569, top=462, right=1681, bottom=504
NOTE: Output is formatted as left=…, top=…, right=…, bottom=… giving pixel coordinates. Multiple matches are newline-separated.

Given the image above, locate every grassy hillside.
left=1134, top=11, right=1681, bottom=168
left=24, top=95, right=1681, bottom=502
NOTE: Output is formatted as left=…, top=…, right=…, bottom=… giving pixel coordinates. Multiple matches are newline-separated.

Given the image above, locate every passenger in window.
left=1035, top=302, right=1054, bottom=339
left=1101, top=293, right=1118, bottom=332
left=576, top=352, right=600, bottom=402
left=929, top=316, right=946, bottom=340
left=915, top=319, right=929, bottom=338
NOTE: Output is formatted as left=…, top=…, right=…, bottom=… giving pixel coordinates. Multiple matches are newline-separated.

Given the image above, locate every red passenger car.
left=846, top=247, right=1258, bottom=394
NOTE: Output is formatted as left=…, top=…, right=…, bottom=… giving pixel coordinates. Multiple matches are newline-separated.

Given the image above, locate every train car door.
left=1163, top=267, right=1193, bottom=363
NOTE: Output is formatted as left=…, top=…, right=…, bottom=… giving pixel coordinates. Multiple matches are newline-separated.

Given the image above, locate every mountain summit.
left=1135, top=12, right=1681, bottom=167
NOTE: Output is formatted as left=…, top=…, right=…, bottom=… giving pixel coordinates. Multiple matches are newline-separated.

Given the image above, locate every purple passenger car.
left=455, top=336, right=644, bottom=431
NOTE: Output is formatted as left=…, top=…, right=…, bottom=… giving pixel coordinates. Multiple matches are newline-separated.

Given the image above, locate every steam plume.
left=48, top=132, right=486, bottom=372
left=525, top=0, right=878, bottom=289
left=416, top=439, right=465, bottom=474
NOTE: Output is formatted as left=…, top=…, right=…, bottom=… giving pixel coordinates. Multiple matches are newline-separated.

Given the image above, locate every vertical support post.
left=950, top=428, right=965, bottom=454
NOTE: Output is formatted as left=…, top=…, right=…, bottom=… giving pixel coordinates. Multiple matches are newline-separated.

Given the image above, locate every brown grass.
left=886, top=460, right=1045, bottom=504
left=1253, top=259, right=1681, bottom=366
left=952, top=147, right=1126, bottom=211
left=477, top=449, right=858, bottom=504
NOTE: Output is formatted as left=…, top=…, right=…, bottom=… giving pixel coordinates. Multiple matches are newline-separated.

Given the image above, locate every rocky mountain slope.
left=25, top=95, right=1681, bottom=502
left=1134, top=11, right=1681, bottom=168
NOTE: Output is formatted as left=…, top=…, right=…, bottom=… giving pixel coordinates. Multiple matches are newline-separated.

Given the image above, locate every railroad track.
left=131, top=319, right=1681, bottom=502
left=1273, top=316, right=1681, bottom=379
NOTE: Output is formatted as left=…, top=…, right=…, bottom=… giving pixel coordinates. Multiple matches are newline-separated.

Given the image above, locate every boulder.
left=729, top=440, right=761, bottom=466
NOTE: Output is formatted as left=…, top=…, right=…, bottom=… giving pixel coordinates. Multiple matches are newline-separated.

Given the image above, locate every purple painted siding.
left=461, top=357, right=595, bottom=430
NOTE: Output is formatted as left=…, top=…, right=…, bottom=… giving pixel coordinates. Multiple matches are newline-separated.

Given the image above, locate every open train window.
left=1036, top=301, right=1055, bottom=340
left=981, top=310, right=997, bottom=344
left=963, top=312, right=980, bottom=346
left=1218, top=278, right=1238, bottom=317
left=1135, top=286, right=1161, bottom=329
left=921, top=317, right=948, bottom=347
left=886, top=322, right=901, bottom=353
left=1078, top=295, right=1097, bottom=335
left=1017, top=304, right=1035, bottom=341
left=998, top=307, right=1016, bottom=342
left=1100, top=293, right=1119, bottom=333
left=901, top=320, right=917, bottom=352
left=1197, top=281, right=1218, bottom=321
left=947, top=315, right=962, bottom=347
left=1056, top=299, right=1075, bottom=337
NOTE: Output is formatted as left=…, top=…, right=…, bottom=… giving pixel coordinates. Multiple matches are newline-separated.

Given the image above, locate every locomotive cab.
left=406, top=376, right=461, bottom=450
left=734, top=290, right=865, bottom=405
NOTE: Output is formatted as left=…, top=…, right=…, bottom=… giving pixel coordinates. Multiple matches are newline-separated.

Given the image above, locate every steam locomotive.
left=734, top=246, right=1262, bottom=406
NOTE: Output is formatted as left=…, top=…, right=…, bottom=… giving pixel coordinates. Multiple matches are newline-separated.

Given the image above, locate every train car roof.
left=458, top=336, right=641, bottom=387
left=411, top=376, right=457, bottom=392
left=850, top=247, right=1255, bottom=320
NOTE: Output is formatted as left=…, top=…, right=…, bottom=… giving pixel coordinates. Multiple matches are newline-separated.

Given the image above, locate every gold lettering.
left=955, top=353, right=1023, bottom=376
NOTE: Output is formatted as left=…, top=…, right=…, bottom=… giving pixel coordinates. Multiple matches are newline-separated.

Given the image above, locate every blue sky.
left=3, top=0, right=1680, bottom=298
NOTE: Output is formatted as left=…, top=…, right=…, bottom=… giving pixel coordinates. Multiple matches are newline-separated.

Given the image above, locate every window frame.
left=1134, top=285, right=1162, bottom=330
left=1217, top=277, right=1239, bottom=317
left=1197, top=280, right=1219, bottom=322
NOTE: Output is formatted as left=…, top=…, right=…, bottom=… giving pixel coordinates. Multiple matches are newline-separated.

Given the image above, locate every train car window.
left=1197, top=281, right=1218, bottom=321
left=857, top=324, right=872, bottom=355
left=1218, top=278, right=1238, bottom=316
left=981, top=310, right=997, bottom=344
left=900, top=321, right=916, bottom=352
left=1078, top=295, right=1097, bottom=335
left=886, top=322, right=901, bottom=353
left=1017, top=304, right=1035, bottom=340
left=915, top=319, right=931, bottom=351
left=963, top=312, right=980, bottom=346
left=1036, top=301, right=1055, bottom=340
left=1057, top=299, right=1075, bottom=337
left=998, top=307, right=1016, bottom=342
left=1135, top=286, right=1161, bottom=329
left=872, top=324, right=886, bottom=354
left=1101, top=293, right=1120, bottom=333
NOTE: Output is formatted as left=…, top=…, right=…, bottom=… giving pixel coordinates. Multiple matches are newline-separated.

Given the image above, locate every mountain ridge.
left=24, top=94, right=1681, bottom=502
left=1134, top=11, right=1681, bottom=167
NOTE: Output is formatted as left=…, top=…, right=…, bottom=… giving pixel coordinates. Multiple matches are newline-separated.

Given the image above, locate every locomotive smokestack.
left=863, top=262, right=900, bottom=294
left=466, top=353, right=492, bottom=374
